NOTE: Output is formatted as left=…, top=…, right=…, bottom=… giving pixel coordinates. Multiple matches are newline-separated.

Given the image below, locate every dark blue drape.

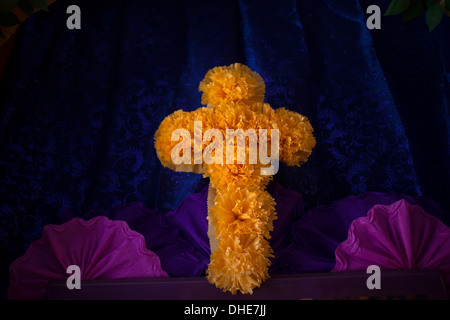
left=1, top=0, right=449, bottom=298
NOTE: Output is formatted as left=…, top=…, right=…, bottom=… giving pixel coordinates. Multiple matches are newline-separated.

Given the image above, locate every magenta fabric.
left=8, top=216, right=168, bottom=300
left=332, top=199, right=450, bottom=288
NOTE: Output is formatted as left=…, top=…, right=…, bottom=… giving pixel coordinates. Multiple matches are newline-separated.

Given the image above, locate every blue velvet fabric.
left=0, top=0, right=449, bottom=298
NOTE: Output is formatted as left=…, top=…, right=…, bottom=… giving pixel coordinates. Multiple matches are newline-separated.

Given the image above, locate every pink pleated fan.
left=332, top=199, right=450, bottom=289
left=8, top=216, right=169, bottom=299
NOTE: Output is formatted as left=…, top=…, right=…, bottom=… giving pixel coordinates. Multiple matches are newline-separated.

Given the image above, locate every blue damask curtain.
left=0, top=0, right=449, bottom=298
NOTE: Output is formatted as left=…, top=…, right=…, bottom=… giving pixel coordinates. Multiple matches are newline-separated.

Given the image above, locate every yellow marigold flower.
left=209, top=188, right=276, bottom=240
left=154, top=108, right=214, bottom=173
left=275, top=108, right=316, bottom=166
left=251, top=102, right=279, bottom=146
left=204, top=162, right=272, bottom=194
left=206, top=233, right=272, bottom=294
left=208, top=102, right=259, bottom=136
left=249, top=102, right=277, bottom=122
left=199, top=63, right=265, bottom=107
left=191, top=106, right=215, bottom=132
left=154, top=110, right=192, bottom=168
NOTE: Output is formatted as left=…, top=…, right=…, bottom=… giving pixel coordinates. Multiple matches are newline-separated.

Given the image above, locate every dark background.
left=1, top=0, right=449, bottom=299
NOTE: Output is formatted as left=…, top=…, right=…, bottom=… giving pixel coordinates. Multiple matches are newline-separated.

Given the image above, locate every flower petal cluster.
left=209, top=188, right=276, bottom=240
left=199, top=63, right=265, bottom=107
left=275, top=108, right=316, bottom=166
left=206, top=233, right=273, bottom=295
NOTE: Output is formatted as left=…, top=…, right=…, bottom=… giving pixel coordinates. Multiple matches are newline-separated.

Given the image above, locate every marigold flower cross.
left=154, top=63, right=316, bottom=294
